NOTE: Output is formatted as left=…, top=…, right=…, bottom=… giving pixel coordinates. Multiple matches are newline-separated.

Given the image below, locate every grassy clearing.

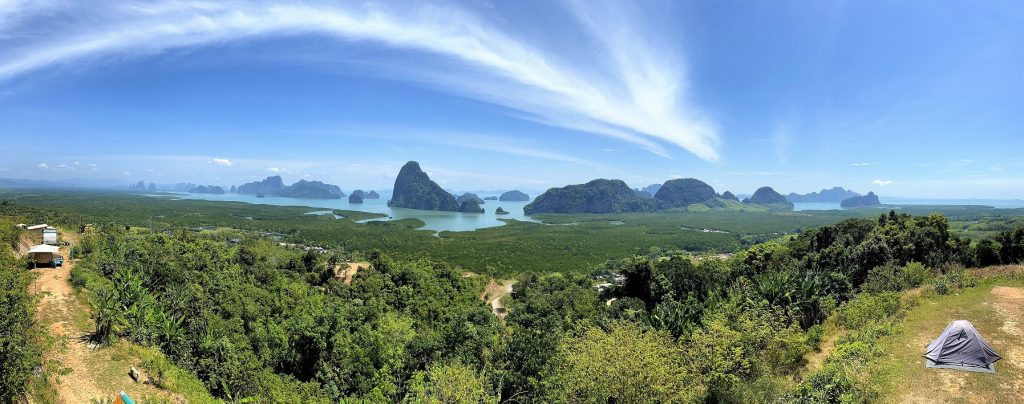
left=869, top=267, right=1024, bottom=402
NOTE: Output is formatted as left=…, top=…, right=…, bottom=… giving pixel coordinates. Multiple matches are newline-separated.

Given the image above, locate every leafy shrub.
left=861, top=264, right=906, bottom=293
left=932, top=266, right=975, bottom=295
left=944, top=268, right=975, bottom=289
left=685, top=301, right=808, bottom=401
left=0, top=250, right=44, bottom=399
left=835, top=292, right=902, bottom=329
left=548, top=322, right=705, bottom=403
left=404, top=362, right=496, bottom=403
left=70, top=266, right=89, bottom=288
left=790, top=362, right=857, bottom=403
left=902, top=262, right=930, bottom=287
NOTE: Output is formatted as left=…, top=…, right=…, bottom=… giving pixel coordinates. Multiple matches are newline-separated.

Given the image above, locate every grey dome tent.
left=924, top=320, right=1001, bottom=373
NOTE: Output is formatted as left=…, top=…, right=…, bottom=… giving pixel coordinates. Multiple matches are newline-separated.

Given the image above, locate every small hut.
left=27, top=245, right=60, bottom=267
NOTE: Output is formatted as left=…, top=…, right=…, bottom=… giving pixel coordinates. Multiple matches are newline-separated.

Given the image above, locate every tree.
left=547, top=322, right=705, bottom=403
left=404, top=363, right=496, bottom=403
left=997, top=228, right=1024, bottom=264
left=974, top=239, right=1001, bottom=267
left=0, top=251, right=43, bottom=399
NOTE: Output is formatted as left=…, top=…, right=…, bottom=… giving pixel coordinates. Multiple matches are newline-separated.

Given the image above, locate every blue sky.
left=0, top=0, right=1022, bottom=198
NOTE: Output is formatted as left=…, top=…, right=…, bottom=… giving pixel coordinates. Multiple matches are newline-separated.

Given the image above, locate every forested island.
left=526, top=178, right=794, bottom=214
left=841, top=191, right=882, bottom=208
left=787, top=187, right=860, bottom=203
left=742, top=186, right=794, bottom=211
left=236, top=176, right=345, bottom=199
left=188, top=185, right=226, bottom=194
left=499, top=190, right=529, bottom=201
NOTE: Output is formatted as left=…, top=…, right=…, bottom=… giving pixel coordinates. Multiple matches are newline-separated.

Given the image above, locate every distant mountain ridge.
left=787, top=187, right=860, bottom=203
left=0, top=177, right=122, bottom=190
left=235, top=176, right=344, bottom=199
left=190, top=185, right=226, bottom=194
left=841, top=191, right=882, bottom=208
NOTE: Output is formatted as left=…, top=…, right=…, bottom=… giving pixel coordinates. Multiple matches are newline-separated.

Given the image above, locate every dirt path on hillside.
left=27, top=231, right=184, bottom=403
left=28, top=232, right=107, bottom=402
left=804, top=330, right=844, bottom=371
left=482, top=280, right=514, bottom=321
left=990, top=286, right=1024, bottom=395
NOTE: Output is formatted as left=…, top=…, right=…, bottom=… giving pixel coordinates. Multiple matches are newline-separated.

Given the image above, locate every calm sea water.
left=170, top=192, right=538, bottom=232
left=170, top=193, right=1024, bottom=232
left=793, top=198, right=1024, bottom=211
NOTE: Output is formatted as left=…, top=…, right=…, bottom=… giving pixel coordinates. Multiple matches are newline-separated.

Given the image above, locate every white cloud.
left=0, top=1, right=719, bottom=161
left=266, top=166, right=285, bottom=173
left=36, top=162, right=48, bottom=169
left=209, top=158, right=233, bottom=167
left=872, top=179, right=893, bottom=187
left=851, top=162, right=882, bottom=167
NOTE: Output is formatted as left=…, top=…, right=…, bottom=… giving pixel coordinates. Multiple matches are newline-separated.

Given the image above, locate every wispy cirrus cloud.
left=0, top=0, right=719, bottom=161
left=851, top=161, right=882, bottom=167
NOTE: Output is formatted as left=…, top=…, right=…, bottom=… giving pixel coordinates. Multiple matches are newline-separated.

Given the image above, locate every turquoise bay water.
left=793, top=198, right=1024, bottom=211
left=792, top=202, right=843, bottom=211
left=171, top=192, right=538, bottom=232
left=171, top=193, right=1024, bottom=232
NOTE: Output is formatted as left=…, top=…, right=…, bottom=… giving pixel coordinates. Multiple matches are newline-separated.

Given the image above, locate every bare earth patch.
left=991, top=286, right=1023, bottom=336
left=335, top=262, right=370, bottom=284
left=482, top=279, right=514, bottom=321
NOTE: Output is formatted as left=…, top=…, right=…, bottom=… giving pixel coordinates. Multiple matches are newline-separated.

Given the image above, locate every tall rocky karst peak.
left=388, top=161, right=459, bottom=211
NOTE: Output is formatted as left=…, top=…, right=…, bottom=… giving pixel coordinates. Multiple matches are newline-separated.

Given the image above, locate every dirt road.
left=29, top=232, right=106, bottom=402
left=27, top=231, right=183, bottom=403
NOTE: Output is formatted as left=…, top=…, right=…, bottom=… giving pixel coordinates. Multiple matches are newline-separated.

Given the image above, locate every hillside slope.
left=870, top=267, right=1024, bottom=402
left=27, top=229, right=214, bottom=403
